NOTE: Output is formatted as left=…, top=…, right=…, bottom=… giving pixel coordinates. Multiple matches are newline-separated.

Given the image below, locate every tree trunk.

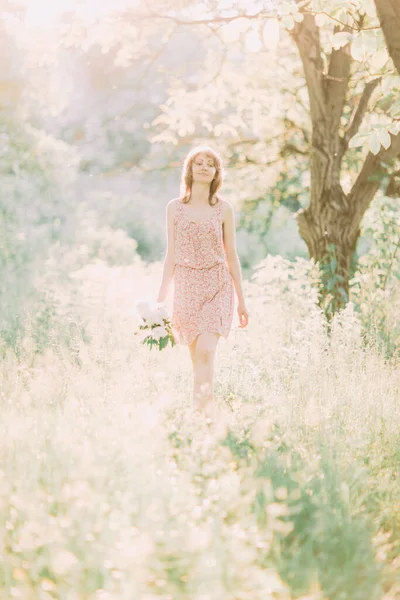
left=292, top=12, right=355, bottom=310
left=297, top=197, right=359, bottom=310
left=374, top=0, right=400, bottom=74
left=292, top=7, right=400, bottom=312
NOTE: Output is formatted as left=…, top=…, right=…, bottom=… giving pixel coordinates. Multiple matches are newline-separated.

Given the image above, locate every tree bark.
left=374, top=0, right=400, bottom=74
left=292, top=6, right=400, bottom=311
left=297, top=133, right=400, bottom=307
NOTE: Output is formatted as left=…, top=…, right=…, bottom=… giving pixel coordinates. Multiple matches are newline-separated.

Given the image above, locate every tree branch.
left=280, top=142, right=308, bottom=156
left=312, top=10, right=379, bottom=31
left=283, top=117, right=310, bottom=144
left=342, top=78, right=381, bottom=151
left=349, top=132, right=400, bottom=231
left=126, top=9, right=275, bottom=26
left=291, top=10, right=326, bottom=127
left=325, top=27, right=352, bottom=136
left=374, top=0, right=400, bottom=75
left=385, top=168, right=400, bottom=196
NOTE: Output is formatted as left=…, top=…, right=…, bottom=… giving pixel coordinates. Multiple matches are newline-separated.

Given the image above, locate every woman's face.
left=191, top=152, right=216, bottom=184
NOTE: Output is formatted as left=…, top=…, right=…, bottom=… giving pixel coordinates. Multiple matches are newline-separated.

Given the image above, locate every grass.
left=0, top=256, right=399, bottom=599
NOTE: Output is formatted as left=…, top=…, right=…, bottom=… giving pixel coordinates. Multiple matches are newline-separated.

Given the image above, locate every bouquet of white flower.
left=134, top=300, right=176, bottom=351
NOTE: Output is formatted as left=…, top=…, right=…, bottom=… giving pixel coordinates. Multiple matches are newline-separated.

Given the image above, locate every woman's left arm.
left=222, top=202, right=249, bottom=327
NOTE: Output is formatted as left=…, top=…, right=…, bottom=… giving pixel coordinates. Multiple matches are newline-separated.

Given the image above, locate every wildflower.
left=134, top=299, right=176, bottom=351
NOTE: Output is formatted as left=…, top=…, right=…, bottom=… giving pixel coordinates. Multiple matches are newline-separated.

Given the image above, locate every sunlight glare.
left=23, top=0, right=141, bottom=26
left=262, top=18, right=280, bottom=49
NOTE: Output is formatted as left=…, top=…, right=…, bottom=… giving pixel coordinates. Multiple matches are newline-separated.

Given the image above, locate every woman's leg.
left=188, top=334, right=198, bottom=368
left=188, top=335, right=199, bottom=414
left=192, top=332, right=220, bottom=416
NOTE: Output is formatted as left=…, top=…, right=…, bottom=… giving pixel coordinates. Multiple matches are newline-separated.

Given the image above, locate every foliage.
left=0, top=254, right=399, bottom=598
left=319, top=244, right=349, bottom=318
left=135, top=300, right=176, bottom=350
left=351, top=194, right=400, bottom=359
left=0, top=116, right=79, bottom=355
left=0, top=3, right=399, bottom=596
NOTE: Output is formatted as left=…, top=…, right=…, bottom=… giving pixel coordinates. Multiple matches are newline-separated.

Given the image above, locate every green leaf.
left=281, top=15, right=295, bottom=30
left=315, top=12, right=329, bottom=27
left=388, top=121, right=400, bottom=135
left=351, top=31, right=378, bottom=62
left=363, top=2, right=378, bottom=19
left=293, top=11, right=304, bottom=23
left=351, top=34, right=366, bottom=62
left=368, top=131, right=381, bottom=155
left=389, top=100, right=400, bottom=118
left=332, top=32, right=352, bottom=50
left=245, top=30, right=262, bottom=53
left=348, top=133, right=366, bottom=148
left=371, top=48, right=389, bottom=71
left=381, top=75, right=400, bottom=95
left=326, top=278, right=337, bottom=292
left=377, top=128, right=391, bottom=150
left=159, top=336, right=168, bottom=350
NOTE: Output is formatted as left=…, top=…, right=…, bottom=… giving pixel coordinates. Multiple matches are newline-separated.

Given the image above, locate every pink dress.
left=171, top=197, right=235, bottom=345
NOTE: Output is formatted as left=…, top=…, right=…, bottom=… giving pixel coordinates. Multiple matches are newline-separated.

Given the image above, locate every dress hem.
left=173, top=328, right=231, bottom=346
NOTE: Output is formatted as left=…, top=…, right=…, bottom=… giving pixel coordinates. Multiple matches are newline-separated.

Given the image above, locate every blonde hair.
left=179, top=145, right=223, bottom=205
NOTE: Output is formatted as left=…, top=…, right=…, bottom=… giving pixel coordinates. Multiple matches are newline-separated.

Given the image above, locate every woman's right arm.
left=156, top=200, right=176, bottom=303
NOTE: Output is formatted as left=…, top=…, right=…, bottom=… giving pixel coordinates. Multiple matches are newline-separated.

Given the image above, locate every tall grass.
left=0, top=255, right=399, bottom=600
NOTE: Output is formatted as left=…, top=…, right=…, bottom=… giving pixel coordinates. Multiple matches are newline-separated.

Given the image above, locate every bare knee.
left=188, top=334, right=200, bottom=366
left=196, top=346, right=215, bottom=365
left=195, top=336, right=218, bottom=364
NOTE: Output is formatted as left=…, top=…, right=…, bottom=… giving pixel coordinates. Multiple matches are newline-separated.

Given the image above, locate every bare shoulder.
left=219, top=198, right=235, bottom=222
left=166, top=197, right=180, bottom=218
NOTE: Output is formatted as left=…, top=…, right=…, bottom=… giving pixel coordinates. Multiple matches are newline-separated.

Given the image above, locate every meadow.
left=1, top=253, right=399, bottom=600
left=1, top=0, right=400, bottom=596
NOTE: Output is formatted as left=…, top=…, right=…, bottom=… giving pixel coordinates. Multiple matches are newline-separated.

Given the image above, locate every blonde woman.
left=157, top=145, right=249, bottom=417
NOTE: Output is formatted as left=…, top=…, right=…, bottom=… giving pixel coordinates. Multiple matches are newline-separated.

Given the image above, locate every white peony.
left=136, top=300, right=153, bottom=320
left=151, top=325, right=168, bottom=341
left=146, top=313, right=163, bottom=327
left=155, top=303, right=169, bottom=320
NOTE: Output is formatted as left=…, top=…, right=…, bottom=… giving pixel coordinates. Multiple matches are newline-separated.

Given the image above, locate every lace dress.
left=171, top=198, right=235, bottom=345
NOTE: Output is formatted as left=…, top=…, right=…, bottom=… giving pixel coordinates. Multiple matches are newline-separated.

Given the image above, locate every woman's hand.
left=237, top=301, right=249, bottom=328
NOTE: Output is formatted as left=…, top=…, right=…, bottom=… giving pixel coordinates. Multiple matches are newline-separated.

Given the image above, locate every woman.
left=157, top=145, right=249, bottom=417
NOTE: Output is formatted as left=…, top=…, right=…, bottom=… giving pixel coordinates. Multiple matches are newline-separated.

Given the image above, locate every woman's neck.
left=189, top=182, right=211, bottom=205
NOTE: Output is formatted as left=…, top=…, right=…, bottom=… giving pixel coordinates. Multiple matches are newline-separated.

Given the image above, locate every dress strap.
left=175, top=197, right=222, bottom=222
